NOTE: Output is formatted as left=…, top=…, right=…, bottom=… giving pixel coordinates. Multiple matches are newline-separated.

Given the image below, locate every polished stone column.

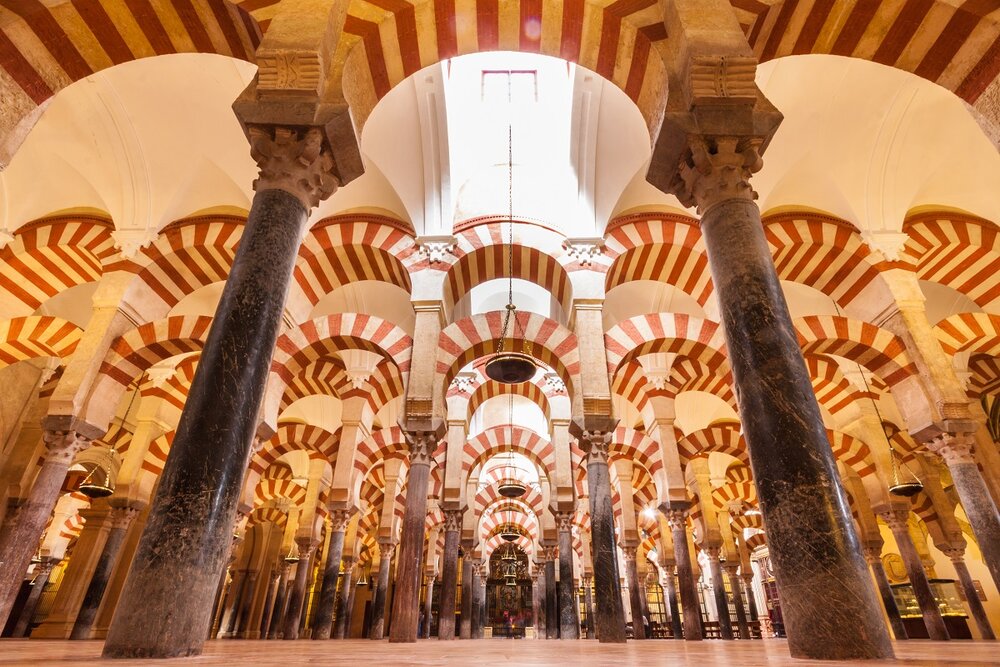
left=582, top=575, right=596, bottom=639
left=705, top=547, right=733, bottom=639
left=390, top=431, right=435, bottom=642
left=283, top=540, right=318, bottom=640
left=71, top=505, right=139, bottom=639
left=863, top=546, right=908, bottom=640
left=459, top=550, right=473, bottom=639
left=725, top=564, right=750, bottom=640
left=11, top=557, right=56, bottom=637
left=579, top=431, right=627, bottom=643
left=531, top=568, right=545, bottom=638
left=313, top=511, right=351, bottom=640
left=663, top=570, right=682, bottom=639
left=471, top=561, right=485, bottom=639
left=0, top=430, right=89, bottom=629
left=369, top=540, right=395, bottom=639
left=621, top=546, right=646, bottom=639
left=437, top=510, right=462, bottom=640
left=267, top=563, right=290, bottom=639
left=555, top=512, right=579, bottom=639
left=259, top=570, right=280, bottom=638
left=103, top=127, right=339, bottom=659
left=333, top=558, right=355, bottom=639
left=742, top=573, right=759, bottom=630
left=675, top=136, right=893, bottom=659
left=544, top=550, right=558, bottom=639
left=881, top=510, right=948, bottom=640
left=942, top=546, right=995, bottom=640
left=422, top=576, right=435, bottom=638
left=663, top=508, right=701, bottom=640
left=928, top=435, right=1000, bottom=591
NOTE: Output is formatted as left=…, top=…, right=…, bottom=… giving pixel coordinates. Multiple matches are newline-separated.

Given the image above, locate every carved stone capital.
left=878, top=509, right=911, bottom=532
left=342, top=557, right=356, bottom=574
left=620, top=545, right=637, bottom=562
left=704, top=545, right=723, bottom=561
left=249, top=125, right=338, bottom=210
left=109, top=505, right=139, bottom=530
left=416, top=235, right=457, bottom=264
left=378, top=540, right=397, bottom=559
left=664, top=508, right=688, bottom=531
left=404, top=430, right=438, bottom=467
left=672, top=136, right=763, bottom=214
left=554, top=511, right=575, bottom=534
left=940, top=545, right=966, bottom=562
left=561, top=238, right=604, bottom=266
left=925, top=433, right=976, bottom=466
left=443, top=508, right=463, bottom=533
left=41, top=430, right=90, bottom=463
left=294, top=537, right=319, bottom=557
left=578, top=430, right=611, bottom=464
left=328, top=508, right=355, bottom=532
left=862, top=545, right=883, bottom=565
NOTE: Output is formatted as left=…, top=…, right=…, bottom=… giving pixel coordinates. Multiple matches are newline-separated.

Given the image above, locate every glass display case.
left=890, top=579, right=971, bottom=639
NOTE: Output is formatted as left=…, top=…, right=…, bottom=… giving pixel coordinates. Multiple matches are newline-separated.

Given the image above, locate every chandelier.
left=497, top=392, right=526, bottom=498
left=485, top=74, right=535, bottom=386
left=78, top=447, right=116, bottom=499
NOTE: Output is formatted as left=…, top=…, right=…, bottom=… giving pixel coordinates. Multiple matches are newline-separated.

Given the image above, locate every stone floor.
left=2, top=639, right=998, bottom=666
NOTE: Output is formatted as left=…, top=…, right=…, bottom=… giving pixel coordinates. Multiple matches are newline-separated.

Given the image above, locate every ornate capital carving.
left=249, top=126, right=338, bottom=210
left=578, top=430, right=611, bottom=464
left=562, top=238, right=604, bottom=266
left=342, top=557, right=356, bottom=574
left=328, top=508, right=354, bottom=532
left=925, top=433, right=976, bottom=466
left=671, top=136, right=763, bottom=214
left=687, top=56, right=758, bottom=105
left=704, top=545, right=723, bottom=561
left=543, top=373, right=566, bottom=394
left=404, top=430, right=437, bottom=467
left=878, top=509, right=911, bottom=532
left=554, top=511, right=575, bottom=534
left=416, top=235, right=457, bottom=264
left=111, top=228, right=158, bottom=260
left=378, top=540, right=397, bottom=558
left=664, top=508, right=688, bottom=531
left=449, top=373, right=476, bottom=394
left=109, top=506, right=139, bottom=530
left=620, top=545, right=637, bottom=562
left=940, top=545, right=966, bottom=562
left=443, top=508, right=463, bottom=532
left=41, top=430, right=90, bottom=463
left=862, top=545, right=883, bottom=565
left=294, top=537, right=319, bottom=557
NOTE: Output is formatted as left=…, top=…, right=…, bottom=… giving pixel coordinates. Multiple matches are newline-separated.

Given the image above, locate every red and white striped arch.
left=827, top=429, right=876, bottom=478
left=474, top=485, right=545, bottom=520
left=604, top=312, right=728, bottom=376
left=903, top=213, right=1000, bottom=310
left=968, top=355, right=1000, bottom=397
left=805, top=355, right=868, bottom=416
left=0, top=216, right=117, bottom=311
left=603, top=214, right=712, bottom=305
left=140, top=354, right=200, bottom=414
left=763, top=213, right=894, bottom=308
left=463, top=424, right=555, bottom=476
left=248, top=507, right=289, bottom=528
left=609, top=425, right=663, bottom=492
left=747, top=1, right=1000, bottom=108
left=442, top=241, right=574, bottom=317
left=794, top=315, right=917, bottom=386
left=141, top=431, right=174, bottom=478
left=677, top=424, right=749, bottom=467
left=465, top=372, right=553, bottom=422
left=254, top=477, right=308, bottom=507
left=98, top=315, right=213, bottom=387
left=337, top=0, right=669, bottom=135
left=353, top=426, right=409, bottom=479
left=294, top=215, right=417, bottom=307
left=0, top=316, right=82, bottom=367
left=934, top=312, right=1000, bottom=357
left=130, top=216, right=244, bottom=315
left=436, top=311, right=580, bottom=394
left=280, top=357, right=405, bottom=417
left=248, top=423, right=340, bottom=478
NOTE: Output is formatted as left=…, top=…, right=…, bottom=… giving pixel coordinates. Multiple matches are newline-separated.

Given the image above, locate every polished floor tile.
left=1, top=638, right=998, bottom=666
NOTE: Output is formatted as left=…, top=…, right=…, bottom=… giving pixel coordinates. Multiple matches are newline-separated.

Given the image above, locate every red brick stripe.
left=0, top=28, right=53, bottom=103
left=792, top=0, right=835, bottom=55
left=72, top=0, right=135, bottom=64
left=872, top=0, right=934, bottom=66
left=0, top=0, right=93, bottom=80
left=434, top=0, right=457, bottom=59
left=170, top=0, right=215, bottom=53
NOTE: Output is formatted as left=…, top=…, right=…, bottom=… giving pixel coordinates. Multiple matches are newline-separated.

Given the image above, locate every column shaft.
left=267, top=566, right=290, bottom=639
left=471, top=567, right=485, bottom=639
left=389, top=435, right=433, bottom=643
left=884, top=514, right=949, bottom=640
left=865, top=550, right=908, bottom=641
left=369, top=543, right=394, bottom=639
left=283, top=544, right=316, bottom=640
left=333, top=561, right=355, bottom=639
left=312, top=526, right=346, bottom=640
left=623, top=549, right=646, bottom=639
left=437, top=524, right=460, bottom=640
left=557, top=525, right=579, bottom=639
left=727, top=567, right=750, bottom=640
left=103, top=187, right=313, bottom=658
left=459, top=555, right=473, bottom=639
left=259, top=573, right=279, bottom=638
left=664, top=571, right=682, bottom=639
left=707, top=553, right=733, bottom=639
left=700, top=195, right=892, bottom=659
left=70, top=507, right=137, bottom=639
left=422, top=577, right=434, bottom=639
left=533, top=571, right=545, bottom=638
left=951, top=556, right=995, bottom=640
left=665, top=512, right=701, bottom=640
left=11, top=560, right=55, bottom=637
left=583, top=439, right=627, bottom=643
left=544, top=557, right=557, bottom=639
left=583, top=576, right=595, bottom=639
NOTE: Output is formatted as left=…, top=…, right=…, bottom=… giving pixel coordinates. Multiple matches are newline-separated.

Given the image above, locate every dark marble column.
left=679, top=143, right=894, bottom=659
left=555, top=512, right=579, bottom=639
left=582, top=575, right=596, bottom=639
left=579, top=432, right=627, bottom=643
left=283, top=540, right=318, bottom=640
left=705, top=547, right=733, bottom=640
left=742, top=573, right=759, bottom=630
left=471, top=562, right=485, bottom=639
left=0, top=431, right=89, bottom=629
left=369, top=541, right=395, bottom=639
left=313, top=511, right=351, bottom=640
left=663, top=569, right=683, bottom=639
left=544, top=552, right=558, bottom=639
left=662, top=508, right=701, bottom=640
left=237, top=571, right=260, bottom=637
left=389, top=432, right=435, bottom=643
left=344, top=569, right=359, bottom=636
left=532, top=568, right=545, bottom=639
left=437, top=510, right=462, bottom=640
left=422, top=576, right=435, bottom=639
left=880, top=510, right=948, bottom=640
left=267, top=563, right=290, bottom=639
left=863, top=546, right=908, bottom=640
left=11, top=557, right=56, bottom=637
left=459, top=549, right=473, bottom=639
left=726, top=564, right=750, bottom=640
left=259, top=570, right=280, bottom=638
left=622, top=546, right=646, bottom=639
left=928, top=436, right=1000, bottom=592
left=103, top=128, right=340, bottom=659
left=943, top=547, right=995, bottom=640
left=332, top=558, right=355, bottom=638
left=71, top=505, right=139, bottom=639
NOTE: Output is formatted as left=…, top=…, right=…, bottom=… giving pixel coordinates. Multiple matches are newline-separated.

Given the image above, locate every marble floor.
left=1, top=639, right=998, bottom=666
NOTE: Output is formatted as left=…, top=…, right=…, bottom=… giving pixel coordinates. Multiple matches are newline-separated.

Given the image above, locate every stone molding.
left=416, top=236, right=457, bottom=264
left=561, top=237, right=604, bottom=266
left=249, top=126, right=338, bottom=210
